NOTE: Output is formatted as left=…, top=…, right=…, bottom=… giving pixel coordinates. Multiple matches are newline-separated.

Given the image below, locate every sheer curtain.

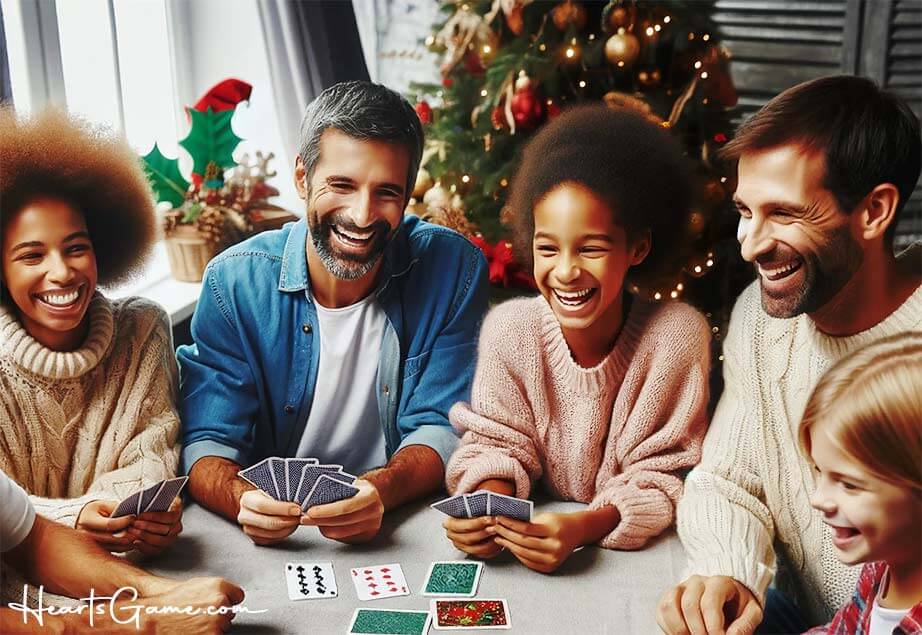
left=256, top=0, right=369, bottom=150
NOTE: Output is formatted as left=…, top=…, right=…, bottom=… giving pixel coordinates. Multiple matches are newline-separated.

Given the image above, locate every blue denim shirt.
left=177, top=216, right=489, bottom=474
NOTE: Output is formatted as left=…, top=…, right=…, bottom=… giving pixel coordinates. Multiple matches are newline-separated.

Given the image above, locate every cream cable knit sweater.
left=0, top=293, right=180, bottom=528
left=446, top=295, right=710, bottom=550
left=677, top=274, right=922, bottom=625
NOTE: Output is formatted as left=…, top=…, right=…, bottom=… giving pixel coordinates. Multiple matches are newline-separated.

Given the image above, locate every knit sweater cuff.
left=449, top=453, right=532, bottom=499
left=29, top=492, right=103, bottom=528
left=589, top=483, right=673, bottom=550
left=682, top=547, right=775, bottom=607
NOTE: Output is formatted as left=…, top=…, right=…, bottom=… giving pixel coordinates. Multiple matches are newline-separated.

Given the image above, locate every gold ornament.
left=412, top=168, right=434, bottom=198
left=552, top=0, right=588, bottom=31
left=604, top=31, right=640, bottom=67
left=637, top=68, right=662, bottom=87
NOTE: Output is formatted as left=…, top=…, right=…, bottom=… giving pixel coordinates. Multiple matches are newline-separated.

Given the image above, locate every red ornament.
left=415, top=100, right=432, bottom=125
left=713, top=132, right=728, bottom=143
left=491, top=105, right=507, bottom=130
left=510, top=73, right=544, bottom=130
left=442, top=76, right=454, bottom=88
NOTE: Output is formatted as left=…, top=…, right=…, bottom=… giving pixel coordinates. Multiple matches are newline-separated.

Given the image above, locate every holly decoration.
left=141, top=143, right=189, bottom=208
left=179, top=108, right=242, bottom=188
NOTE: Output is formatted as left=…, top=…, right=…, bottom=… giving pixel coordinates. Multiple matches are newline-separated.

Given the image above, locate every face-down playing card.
left=111, top=491, right=142, bottom=518
left=486, top=493, right=532, bottom=522
left=431, top=599, right=512, bottom=630
left=348, top=608, right=432, bottom=635
left=137, top=481, right=165, bottom=515
left=284, top=561, right=337, bottom=600
left=144, top=476, right=189, bottom=513
left=237, top=458, right=279, bottom=499
left=294, top=464, right=348, bottom=506
left=430, top=494, right=470, bottom=518
left=463, top=491, right=489, bottom=518
left=350, top=563, right=410, bottom=601
left=268, top=457, right=288, bottom=500
left=284, top=458, right=318, bottom=503
left=422, top=561, right=483, bottom=597
left=302, top=474, right=360, bottom=511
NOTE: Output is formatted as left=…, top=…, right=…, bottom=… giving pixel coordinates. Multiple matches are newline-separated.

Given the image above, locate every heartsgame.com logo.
left=7, top=585, right=267, bottom=629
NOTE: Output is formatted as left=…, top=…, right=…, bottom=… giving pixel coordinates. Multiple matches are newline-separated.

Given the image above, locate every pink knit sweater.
left=446, top=295, right=710, bottom=549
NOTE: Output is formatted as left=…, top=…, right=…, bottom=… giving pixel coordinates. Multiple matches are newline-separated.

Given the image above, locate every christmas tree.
left=410, top=0, right=747, bottom=319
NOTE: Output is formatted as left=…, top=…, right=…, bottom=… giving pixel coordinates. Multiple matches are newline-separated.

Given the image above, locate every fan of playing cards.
left=111, top=476, right=189, bottom=518
left=237, top=457, right=359, bottom=511
left=430, top=490, right=533, bottom=522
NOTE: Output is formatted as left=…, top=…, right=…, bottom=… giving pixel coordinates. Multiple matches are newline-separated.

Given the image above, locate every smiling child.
left=442, top=104, right=710, bottom=571
left=801, top=332, right=922, bottom=634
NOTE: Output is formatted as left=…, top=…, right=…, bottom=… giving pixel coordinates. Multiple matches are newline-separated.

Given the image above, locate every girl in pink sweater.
left=444, top=105, right=710, bottom=572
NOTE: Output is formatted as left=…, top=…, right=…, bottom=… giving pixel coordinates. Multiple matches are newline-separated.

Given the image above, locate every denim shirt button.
left=284, top=404, right=295, bottom=414
left=382, top=384, right=390, bottom=396
left=301, top=323, right=312, bottom=334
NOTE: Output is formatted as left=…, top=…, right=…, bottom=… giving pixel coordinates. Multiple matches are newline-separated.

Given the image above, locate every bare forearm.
left=3, top=516, right=170, bottom=601
left=570, top=505, right=621, bottom=546
left=475, top=479, right=516, bottom=496
left=187, top=456, right=252, bottom=521
left=362, top=445, right=444, bottom=511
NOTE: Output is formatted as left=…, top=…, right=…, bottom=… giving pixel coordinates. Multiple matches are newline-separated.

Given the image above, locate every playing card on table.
left=302, top=474, right=359, bottom=511
left=422, top=561, right=483, bottom=597
left=111, top=491, right=142, bottom=518
left=237, top=458, right=278, bottom=499
left=284, top=458, right=317, bottom=503
left=293, top=464, right=345, bottom=506
left=431, top=599, right=512, bottom=630
left=430, top=494, right=470, bottom=519
left=463, top=491, right=489, bottom=518
left=144, top=476, right=188, bottom=513
left=284, top=561, right=337, bottom=600
left=348, top=608, right=432, bottom=635
left=487, top=492, right=532, bottom=522
left=350, top=563, right=410, bottom=601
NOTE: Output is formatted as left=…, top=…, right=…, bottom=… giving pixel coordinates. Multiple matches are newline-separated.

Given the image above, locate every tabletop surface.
left=148, top=497, right=686, bottom=635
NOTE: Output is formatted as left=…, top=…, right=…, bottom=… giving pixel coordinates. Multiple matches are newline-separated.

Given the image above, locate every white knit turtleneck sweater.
left=677, top=268, right=922, bottom=625
left=0, top=293, right=180, bottom=528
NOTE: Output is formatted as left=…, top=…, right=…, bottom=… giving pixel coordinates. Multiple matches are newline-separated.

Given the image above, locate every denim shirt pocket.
left=403, top=349, right=432, bottom=380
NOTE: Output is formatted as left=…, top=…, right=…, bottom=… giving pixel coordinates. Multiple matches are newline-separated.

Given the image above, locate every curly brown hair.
left=0, top=107, right=156, bottom=287
left=507, top=104, right=692, bottom=282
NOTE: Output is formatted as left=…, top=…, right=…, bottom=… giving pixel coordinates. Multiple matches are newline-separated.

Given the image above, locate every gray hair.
left=298, top=81, right=424, bottom=201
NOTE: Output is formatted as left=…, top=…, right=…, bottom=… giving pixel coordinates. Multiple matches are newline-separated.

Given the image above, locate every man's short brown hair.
left=720, top=75, right=921, bottom=240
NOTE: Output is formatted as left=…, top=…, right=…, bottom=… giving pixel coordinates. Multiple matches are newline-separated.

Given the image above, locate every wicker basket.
left=164, top=224, right=220, bottom=282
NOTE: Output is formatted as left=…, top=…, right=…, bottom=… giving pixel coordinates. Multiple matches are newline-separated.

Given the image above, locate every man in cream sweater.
left=657, top=75, right=922, bottom=635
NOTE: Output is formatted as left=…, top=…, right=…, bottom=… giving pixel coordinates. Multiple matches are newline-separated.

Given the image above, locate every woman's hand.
left=76, top=500, right=136, bottom=552
left=491, top=511, right=584, bottom=573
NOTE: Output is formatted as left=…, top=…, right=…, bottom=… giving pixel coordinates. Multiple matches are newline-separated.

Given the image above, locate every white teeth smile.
left=334, top=226, right=373, bottom=243
left=553, top=288, right=595, bottom=306
left=36, top=287, right=81, bottom=307
left=759, top=260, right=802, bottom=281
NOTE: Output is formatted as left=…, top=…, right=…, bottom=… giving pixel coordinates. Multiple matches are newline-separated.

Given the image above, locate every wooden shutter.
left=713, top=0, right=921, bottom=247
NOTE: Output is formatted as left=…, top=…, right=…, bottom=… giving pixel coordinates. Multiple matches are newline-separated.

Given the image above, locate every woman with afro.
left=0, top=109, right=183, bottom=562
left=442, top=104, right=710, bottom=572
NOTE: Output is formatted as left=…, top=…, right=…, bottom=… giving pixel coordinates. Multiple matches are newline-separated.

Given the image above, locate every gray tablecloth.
left=149, top=498, right=687, bottom=634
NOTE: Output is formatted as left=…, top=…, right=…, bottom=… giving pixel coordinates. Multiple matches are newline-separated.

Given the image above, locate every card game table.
left=147, top=496, right=688, bottom=634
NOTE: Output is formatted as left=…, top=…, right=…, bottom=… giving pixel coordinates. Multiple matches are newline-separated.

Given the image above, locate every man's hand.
left=237, top=489, right=301, bottom=545
left=301, top=479, right=384, bottom=543
left=491, top=512, right=583, bottom=573
left=128, top=497, right=184, bottom=556
left=443, top=516, right=504, bottom=559
left=656, top=575, right=763, bottom=635
left=76, top=500, right=136, bottom=553
left=123, top=576, right=245, bottom=634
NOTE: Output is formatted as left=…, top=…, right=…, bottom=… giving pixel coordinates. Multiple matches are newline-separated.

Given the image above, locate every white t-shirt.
left=869, top=569, right=909, bottom=635
left=1, top=470, right=36, bottom=553
left=296, top=293, right=388, bottom=474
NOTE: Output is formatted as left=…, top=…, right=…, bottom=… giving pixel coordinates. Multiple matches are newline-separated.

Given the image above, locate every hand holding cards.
left=431, top=490, right=533, bottom=522
left=110, top=476, right=189, bottom=517
left=237, top=456, right=359, bottom=511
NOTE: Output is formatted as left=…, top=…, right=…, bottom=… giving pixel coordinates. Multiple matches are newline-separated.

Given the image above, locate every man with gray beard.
left=178, top=82, right=488, bottom=546
left=656, top=75, right=922, bottom=635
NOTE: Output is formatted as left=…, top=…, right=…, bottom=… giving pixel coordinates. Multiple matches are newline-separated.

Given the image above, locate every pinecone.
left=196, top=206, right=226, bottom=244
left=163, top=209, right=184, bottom=236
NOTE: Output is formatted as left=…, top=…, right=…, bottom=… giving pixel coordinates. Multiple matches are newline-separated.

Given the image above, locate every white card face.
left=285, top=561, right=337, bottom=600
left=350, top=563, right=410, bottom=601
